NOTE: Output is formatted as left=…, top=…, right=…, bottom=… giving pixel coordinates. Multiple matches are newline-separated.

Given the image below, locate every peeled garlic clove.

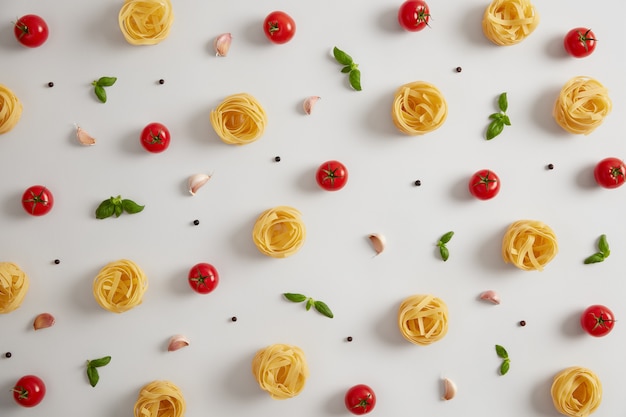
left=168, top=335, right=190, bottom=351
left=368, top=233, right=386, bottom=255
left=442, top=377, right=457, bottom=400
left=33, top=313, right=55, bottom=330
left=188, top=173, right=211, bottom=195
left=479, top=290, right=501, bottom=305
left=303, top=96, right=321, bottom=115
left=214, top=33, right=232, bottom=57
left=75, top=125, right=96, bottom=145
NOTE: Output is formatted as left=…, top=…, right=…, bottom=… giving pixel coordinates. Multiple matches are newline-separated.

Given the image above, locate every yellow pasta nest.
left=482, top=0, right=539, bottom=46
left=0, top=262, right=29, bottom=314
left=93, top=259, right=148, bottom=313
left=210, top=93, right=268, bottom=145
left=502, top=220, right=558, bottom=271
left=252, top=206, right=305, bottom=258
left=118, top=0, right=174, bottom=45
left=252, top=344, right=309, bottom=399
left=398, top=294, right=449, bottom=345
left=553, top=77, right=612, bottom=135
left=392, top=81, right=447, bottom=135
left=551, top=367, right=602, bottom=417
left=0, top=84, right=23, bottom=135
left=134, top=380, right=186, bottom=417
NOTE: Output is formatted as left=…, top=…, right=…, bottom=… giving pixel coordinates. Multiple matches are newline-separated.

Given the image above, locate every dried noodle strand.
left=398, top=294, right=449, bottom=345
left=482, top=0, right=539, bottom=46
left=252, top=344, right=309, bottom=399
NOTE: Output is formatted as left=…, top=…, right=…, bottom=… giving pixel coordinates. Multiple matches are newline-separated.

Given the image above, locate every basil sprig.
left=96, top=195, right=144, bottom=219
left=283, top=293, right=334, bottom=318
left=86, top=356, right=111, bottom=387
left=436, top=231, right=454, bottom=261
left=495, top=344, right=510, bottom=375
left=584, top=234, right=611, bottom=264
left=92, top=76, right=117, bottom=103
left=486, top=92, right=511, bottom=140
left=333, top=47, right=362, bottom=91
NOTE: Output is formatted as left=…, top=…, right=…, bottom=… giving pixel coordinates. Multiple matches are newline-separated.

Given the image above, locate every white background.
left=1, top=0, right=625, bottom=416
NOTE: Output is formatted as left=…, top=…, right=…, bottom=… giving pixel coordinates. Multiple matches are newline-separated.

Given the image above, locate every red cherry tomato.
left=593, top=157, right=625, bottom=189
left=468, top=169, right=500, bottom=200
left=263, top=11, right=296, bottom=44
left=188, top=263, right=219, bottom=294
left=14, top=15, right=49, bottom=48
left=140, top=122, right=170, bottom=153
left=345, top=384, right=376, bottom=415
left=398, top=0, right=430, bottom=32
left=580, top=304, right=615, bottom=337
left=12, top=375, right=46, bottom=407
left=22, top=185, right=54, bottom=216
left=564, top=27, right=597, bottom=58
left=316, top=160, right=348, bottom=191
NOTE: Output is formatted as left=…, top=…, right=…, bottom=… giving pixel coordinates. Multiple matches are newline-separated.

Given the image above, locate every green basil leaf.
left=87, top=366, right=100, bottom=387
left=341, top=65, right=352, bottom=74
left=495, top=344, right=508, bottom=359
left=313, top=300, right=334, bottom=318
left=333, top=47, right=353, bottom=65
left=498, top=92, right=508, bottom=112
left=114, top=204, right=123, bottom=217
left=598, top=234, right=610, bottom=257
left=502, top=115, right=511, bottom=126
left=122, top=199, right=145, bottom=214
left=500, top=359, right=510, bottom=375
left=439, top=231, right=454, bottom=244
left=584, top=252, right=605, bottom=264
left=88, top=356, right=111, bottom=368
left=96, top=76, right=117, bottom=87
left=349, top=69, right=362, bottom=91
left=439, top=246, right=449, bottom=261
left=95, top=200, right=115, bottom=219
left=305, top=298, right=313, bottom=311
left=488, top=112, right=504, bottom=120
left=283, top=293, right=307, bottom=303
left=486, top=119, right=504, bottom=140
left=94, top=85, right=107, bottom=103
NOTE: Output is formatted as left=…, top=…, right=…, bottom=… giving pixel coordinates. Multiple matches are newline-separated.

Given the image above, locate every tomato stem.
left=591, top=313, right=615, bottom=331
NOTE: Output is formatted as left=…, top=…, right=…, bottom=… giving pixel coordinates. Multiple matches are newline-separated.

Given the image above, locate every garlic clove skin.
left=303, top=96, right=321, bottom=115
left=188, top=174, right=211, bottom=195
left=442, top=377, right=457, bottom=400
left=33, top=313, right=55, bottom=330
left=214, top=33, right=232, bottom=57
left=368, top=233, right=386, bottom=255
left=479, top=290, right=501, bottom=305
left=168, top=335, right=190, bottom=352
left=75, top=125, right=96, bottom=145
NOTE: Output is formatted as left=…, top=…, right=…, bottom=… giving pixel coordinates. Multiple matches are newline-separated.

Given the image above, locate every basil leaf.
left=349, top=69, right=362, bottom=91
left=498, top=92, right=508, bottom=112
left=96, top=76, right=117, bottom=87
left=313, top=300, right=334, bottom=318
left=305, top=298, right=313, bottom=311
left=502, top=115, right=511, bottom=126
left=333, top=47, right=353, bottom=65
left=598, top=234, right=610, bottom=257
left=283, top=293, right=307, bottom=303
left=94, top=85, right=107, bottom=103
left=87, top=365, right=100, bottom=387
left=486, top=119, right=504, bottom=140
left=341, top=65, right=352, bottom=74
left=584, top=252, right=605, bottom=264
left=500, top=359, right=510, bottom=375
left=114, top=203, right=123, bottom=217
left=122, top=199, right=145, bottom=214
left=439, top=231, right=454, bottom=244
left=95, top=200, right=115, bottom=219
left=495, top=344, right=508, bottom=359
left=439, top=245, right=449, bottom=262
left=88, top=356, right=111, bottom=368
left=488, top=112, right=504, bottom=120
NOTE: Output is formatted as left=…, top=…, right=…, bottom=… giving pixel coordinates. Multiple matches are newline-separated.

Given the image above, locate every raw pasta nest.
left=93, top=259, right=148, bottom=313
left=252, top=344, right=309, bottom=399
left=0, top=84, right=23, bottom=135
left=134, top=380, right=186, bottom=417
left=398, top=294, right=449, bottom=345
left=252, top=206, right=305, bottom=258
left=482, top=0, right=539, bottom=46
left=502, top=220, right=558, bottom=271
left=0, top=262, right=29, bottom=314
left=118, top=0, right=174, bottom=45
left=553, top=76, right=612, bottom=135
left=210, top=93, right=268, bottom=145
left=392, top=81, right=447, bottom=135
left=551, top=367, right=602, bottom=417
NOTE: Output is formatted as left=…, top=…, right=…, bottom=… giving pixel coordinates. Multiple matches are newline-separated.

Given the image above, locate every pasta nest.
left=252, top=344, right=309, bottom=399
left=0, top=262, right=29, bottom=314
left=0, top=84, right=23, bottom=135
left=482, top=0, right=539, bottom=46
left=118, top=0, right=174, bottom=45
left=134, top=380, right=186, bottom=417
left=252, top=206, right=306, bottom=258
left=398, top=294, right=449, bottom=345
left=502, top=220, right=558, bottom=271
left=553, top=76, right=612, bottom=135
left=93, top=259, right=148, bottom=313
left=392, top=81, right=447, bottom=135
left=210, top=93, right=268, bottom=145
left=551, top=367, right=602, bottom=417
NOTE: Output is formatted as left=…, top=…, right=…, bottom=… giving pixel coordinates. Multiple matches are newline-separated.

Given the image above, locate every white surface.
left=1, top=0, right=625, bottom=416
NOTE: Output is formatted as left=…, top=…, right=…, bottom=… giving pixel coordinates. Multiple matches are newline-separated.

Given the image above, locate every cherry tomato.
left=14, top=15, right=49, bottom=48
left=580, top=304, right=615, bottom=337
left=468, top=169, right=500, bottom=200
left=188, top=263, right=219, bottom=294
left=564, top=28, right=597, bottom=58
left=140, top=122, right=170, bottom=153
left=263, top=11, right=296, bottom=44
left=22, top=185, right=54, bottom=216
left=594, top=157, right=625, bottom=189
left=12, top=375, right=46, bottom=407
left=398, top=0, right=430, bottom=32
left=316, top=160, right=348, bottom=191
left=345, top=384, right=376, bottom=415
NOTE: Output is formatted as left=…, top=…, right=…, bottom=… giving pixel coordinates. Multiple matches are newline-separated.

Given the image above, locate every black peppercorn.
left=54, top=259, right=60, bottom=265
left=455, top=67, right=462, bottom=73
left=231, top=316, right=237, bottom=322
left=346, top=336, right=353, bottom=342
left=158, top=79, right=165, bottom=85
left=5, top=352, right=11, bottom=358
left=193, top=219, right=200, bottom=226
left=274, top=156, right=281, bottom=162
left=47, top=82, right=54, bottom=87
left=519, top=320, right=526, bottom=327
left=547, top=163, right=554, bottom=170
left=414, top=180, right=421, bottom=186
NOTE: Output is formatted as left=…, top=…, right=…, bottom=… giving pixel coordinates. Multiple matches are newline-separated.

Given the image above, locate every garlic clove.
left=188, top=173, right=211, bottom=195
left=168, top=334, right=190, bottom=352
left=75, top=125, right=96, bottom=145
left=442, top=377, right=457, bottom=400
left=214, top=33, right=232, bottom=57
left=368, top=233, right=386, bottom=255
left=303, top=96, right=321, bottom=115
left=33, top=313, right=55, bottom=330
left=479, top=290, right=501, bottom=305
